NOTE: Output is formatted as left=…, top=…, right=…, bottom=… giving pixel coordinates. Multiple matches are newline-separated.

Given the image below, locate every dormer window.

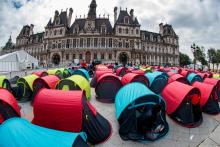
left=101, top=25, right=106, bottom=35
left=54, top=30, right=57, bottom=36
left=60, top=29, right=63, bottom=35
left=119, top=28, right=122, bottom=34
left=136, top=29, right=139, bottom=35
left=124, top=16, right=129, bottom=24
left=125, top=28, right=129, bottom=34
left=55, top=18, right=60, bottom=25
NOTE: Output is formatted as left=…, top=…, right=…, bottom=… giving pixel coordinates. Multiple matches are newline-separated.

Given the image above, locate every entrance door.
left=119, top=52, right=129, bottom=65
left=85, top=51, right=91, bottom=64
left=52, top=54, right=61, bottom=65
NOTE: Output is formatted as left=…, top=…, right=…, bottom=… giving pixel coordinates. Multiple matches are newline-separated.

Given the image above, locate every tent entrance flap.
left=62, top=85, right=70, bottom=91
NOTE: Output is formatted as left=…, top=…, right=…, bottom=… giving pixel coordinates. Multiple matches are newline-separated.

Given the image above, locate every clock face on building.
left=86, top=21, right=94, bottom=31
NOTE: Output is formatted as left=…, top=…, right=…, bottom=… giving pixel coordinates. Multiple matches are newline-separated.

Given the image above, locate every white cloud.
left=1, top=0, right=220, bottom=59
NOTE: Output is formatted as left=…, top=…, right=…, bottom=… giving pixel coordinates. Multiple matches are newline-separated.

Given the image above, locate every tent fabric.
left=33, top=75, right=60, bottom=89
left=56, top=75, right=91, bottom=100
left=95, top=65, right=108, bottom=71
left=0, top=76, right=11, bottom=91
left=96, top=73, right=122, bottom=103
left=168, top=74, right=188, bottom=84
left=180, top=70, right=189, bottom=77
left=161, top=81, right=199, bottom=115
left=0, top=118, right=88, bottom=147
left=121, top=73, right=149, bottom=87
left=187, top=73, right=203, bottom=84
left=73, top=69, right=90, bottom=81
left=145, top=71, right=168, bottom=94
left=115, top=83, right=168, bottom=141
left=192, top=82, right=216, bottom=108
left=131, top=70, right=145, bottom=75
left=47, top=69, right=63, bottom=79
left=203, top=78, right=220, bottom=101
left=115, top=83, right=166, bottom=119
left=167, top=72, right=177, bottom=77
left=90, top=70, right=112, bottom=88
left=17, top=74, right=39, bottom=91
left=0, top=50, right=38, bottom=72
left=0, top=89, right=21, bottom=123
left=33, top=89, right=84, bottom=132
left=32, top=71, right=48, bottom=77
left=197, top=73, right=208, bottom=79
left=213, top=74, right=220, bottom=79
left=116, top=67, right=128, bottom=77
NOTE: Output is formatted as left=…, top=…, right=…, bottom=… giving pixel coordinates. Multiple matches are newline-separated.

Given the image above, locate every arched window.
left=119, top=28, right=122, bottom=34
left=136, top=29, right=139, bottom=35
left=54, top=30, right=57, bottom=36
left=125, top=28, right=129, bottom=34
left=60, top=29, right=63, bottom=35
left=124, top=16, right=129, bottom=24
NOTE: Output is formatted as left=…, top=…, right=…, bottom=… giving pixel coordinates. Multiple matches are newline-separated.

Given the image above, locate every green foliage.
left=180, top=52, right=191, bottom=66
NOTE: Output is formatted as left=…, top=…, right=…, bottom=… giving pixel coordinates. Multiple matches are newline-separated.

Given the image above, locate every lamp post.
left=191, top=44, right=198, bottom=70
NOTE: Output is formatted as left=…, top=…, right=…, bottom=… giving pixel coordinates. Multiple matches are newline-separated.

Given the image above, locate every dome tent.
left=32, top=71, right=48, bottom=77
left=0, top=76, right=12, bottom=92
left=145, top=71, right=168, bottom=94
left=95, top=73, right=122, bottom=103
left=0, top=118, right=89, bottom=147
left=168, top=74, right=189, bottom=84
left=121, top=73, right=149, bottom=87
left=0, top=89, right=20, bottom=124
left=73, top=68, right=90, bottom=81
left=56, top=75, right=91, bottom=100
left=16, top=74, right=39, bottom=101
left=161, top=81, right=203, bottom=128
left=32, top=75, right=60, bottom=102
left=203, top=78, right=220, bottom=101
left=187, top=73, right=203, bottom=85
left=115, top=83, right=168, bottom=142
left=192, top=82, right=220, bottom=114
left=47, top=69, right=63, bottom=79
left=116, top=66, right=128, bottom=77
left=90, top=69, right=113, bottom=88
left=33, top=89, right=112, bottom=145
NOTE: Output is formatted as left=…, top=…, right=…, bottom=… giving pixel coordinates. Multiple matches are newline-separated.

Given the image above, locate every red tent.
left=0, top=89, right=21, bottom=124
left=32, top=71, right=48, bottom=77
left=197, top=73, right=208, bottom=79
left=192, top=82, right=219, bottom=114
left=167, top=72, right=176, bottom=77
left=161, top=81, right=202, bottom=127
left=90, top=70, right=112, bottom=88
left=121, top=73, right=149, bottom=87
left=168, top=74, right=188, bottom=84
left=131, top=70, right=145, bottom=75
left=33, top=89, right=112, bottom=144
left=180, top=70, right=189, bottom=77
left=203, top=78, right=220, bottom=101
left=33, top=75, right=60, bottom=89
left=96, top=73, right=122, bottom=103
left=116, top=67, right=128, bottom=77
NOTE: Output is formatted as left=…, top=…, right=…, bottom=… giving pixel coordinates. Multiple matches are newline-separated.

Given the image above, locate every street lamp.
left=191, top=44, right=198, bottom=70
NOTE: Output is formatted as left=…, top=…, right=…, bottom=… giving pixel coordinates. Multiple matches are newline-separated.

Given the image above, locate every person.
left=81, top=60, right=87, bottom=69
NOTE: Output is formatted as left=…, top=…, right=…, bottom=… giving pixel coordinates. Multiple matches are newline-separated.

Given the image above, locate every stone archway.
left=52, top=53, right=61, bottom=65
left=119, top=52, right=129, bottom=65
left=85, top=51, right=91, bottom=64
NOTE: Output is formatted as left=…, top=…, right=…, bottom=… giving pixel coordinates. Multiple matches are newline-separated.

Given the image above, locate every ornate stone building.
left=1, top=0, right=179, bottom=66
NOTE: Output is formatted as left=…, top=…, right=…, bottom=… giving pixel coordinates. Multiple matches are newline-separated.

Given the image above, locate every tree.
left=207, top=48, right=217, bottom=70
left=179, top=52, right=191, bottom=67
left=191, top=43, right=207, bottom=70
left=216, top=49, right=220, bottom=72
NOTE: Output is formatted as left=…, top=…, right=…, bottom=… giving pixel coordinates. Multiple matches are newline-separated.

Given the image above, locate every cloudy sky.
left=0, top=0, right=220, bottom=57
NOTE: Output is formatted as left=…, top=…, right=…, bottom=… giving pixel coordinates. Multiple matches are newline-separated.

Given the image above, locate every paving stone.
left=198, top=138, right=219, bottom=147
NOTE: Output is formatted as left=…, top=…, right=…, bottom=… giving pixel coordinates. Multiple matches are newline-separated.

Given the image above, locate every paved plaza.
left=19, top=87, right=220, bottom=147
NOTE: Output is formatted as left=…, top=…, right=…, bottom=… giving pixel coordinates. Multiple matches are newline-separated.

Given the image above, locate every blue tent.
left=187, top=73, right=203, bottom=85
left=73, top=68, right=90, bottom=81
left=115, top=83, right=168, bottom=142
left=145, top=71, right=168, bottom=94
left=0, top=118, right=88, bottom=147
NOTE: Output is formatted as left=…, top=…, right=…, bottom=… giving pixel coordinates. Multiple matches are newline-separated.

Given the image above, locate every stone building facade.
left=1, top=0, right=179, bottom=66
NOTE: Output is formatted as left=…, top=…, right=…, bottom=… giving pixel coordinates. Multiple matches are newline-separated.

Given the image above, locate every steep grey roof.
left=141, top=30, right=162, bottom=42
left=116, top=10, right=140, bottom=26
left=28, top=32, right=44, bottom=44
left=163, top=24, right=177, bottom=36
left=17, top=25, right=30, bottom=38
left=46, top=11, right=68, bottom=28
left=69, top=18, right=113, bottom=34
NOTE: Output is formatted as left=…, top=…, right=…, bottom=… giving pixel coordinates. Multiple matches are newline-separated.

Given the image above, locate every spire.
left=88, top=0, right=97, bottom=19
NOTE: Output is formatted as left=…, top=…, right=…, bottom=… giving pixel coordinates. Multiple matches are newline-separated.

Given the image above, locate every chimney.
left=130, top=9, right=135, bottom=21
left=30, top=24, right=34, bottom=35
left=114, top=7, right=118, bottom=24
left=68, top=8, right=73, bottom=27
left=159, top=23, right=164, bottom=35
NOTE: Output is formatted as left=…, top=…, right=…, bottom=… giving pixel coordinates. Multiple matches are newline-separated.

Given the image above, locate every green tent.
left=47, top=69, right=63, bottom=79
left=16, top=74, right=39, bottom=101
left=56, top=75, right=91, bottom=100
left=0, top=76, right=11, bottom=90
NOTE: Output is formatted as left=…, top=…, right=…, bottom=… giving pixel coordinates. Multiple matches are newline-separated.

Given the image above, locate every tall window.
left=136, top=29, right=139, bottom=35
left=94, top=38, right=98, bottom=47
left=119, top=28, right=122, bottom=34
left=73, top=54, right=76, bottom=59
left=101, top=26, right=106, bottom=34
left=125, top=28, right=129, bottom=34
left=79, top=54, right=83, bottom=59
left=87, top=38, right=91, bottom=47
left=80, top=38, right=83, bottom=47
left=101, top=38, right=105, bottom=47
left=73, top=39, right=76, bottom=48
left=109, top=54, right=112, bottom=60
left=66, top=54, right=69, bottom=60
left=60, top=29, right=63, bottom=35
left=101, top=53, right=105, bottom=59
left=54, top=30, right=57, bottom=36
left=124, top=17, right=129, bottom=24
left=109, top=38, right=112, bottom=48
left=94, top=53, right=97, bottom=59
left=66, top=39, right=70, bottom=48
